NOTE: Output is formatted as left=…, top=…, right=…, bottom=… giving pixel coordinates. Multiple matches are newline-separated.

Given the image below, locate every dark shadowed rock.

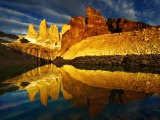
left=106, top=18, right=151, bottom=33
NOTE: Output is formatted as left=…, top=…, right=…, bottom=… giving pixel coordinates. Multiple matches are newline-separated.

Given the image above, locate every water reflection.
left=0, top=64, right=160, bottom=119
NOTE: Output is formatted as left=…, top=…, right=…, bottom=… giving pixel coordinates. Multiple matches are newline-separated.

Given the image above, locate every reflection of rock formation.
left=61, top=71, right=154, bottom=117
left=3, top=64, right=61, bottom=88
left=60, top=65, right=160, bottom=94
left=2, top=64, right=160, bottom=115
left=26, top=79, right=61, bottom=106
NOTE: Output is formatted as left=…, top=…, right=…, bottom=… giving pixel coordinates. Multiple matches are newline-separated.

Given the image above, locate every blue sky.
left=0, top=0, right=160, bottom=35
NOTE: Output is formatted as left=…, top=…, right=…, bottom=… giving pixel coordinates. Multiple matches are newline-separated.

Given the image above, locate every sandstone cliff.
left=60, top=6, right=152, bottom=56
left=60, top=6, right=110, bottom=55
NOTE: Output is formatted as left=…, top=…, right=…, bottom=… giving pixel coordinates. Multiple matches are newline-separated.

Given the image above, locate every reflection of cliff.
left=61, top=71, right=153, bottom=117
left=2, top=64, right=160, bottom=115
left=3, top=64, right=61, bottom=89
left=60, top=65, right=160, bottom=94
left=26, top=79, right=61, bottom=106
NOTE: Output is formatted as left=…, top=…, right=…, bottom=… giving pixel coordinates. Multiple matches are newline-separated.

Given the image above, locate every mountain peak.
left=37, top=19, right=49, bottom=42
left=27, top=24, right=38, bottom=38
left=49, top=24, right=59, bottom=44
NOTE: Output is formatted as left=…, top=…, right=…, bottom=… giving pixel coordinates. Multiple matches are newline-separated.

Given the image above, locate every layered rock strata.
left=60, top=6, right=152, bottom=55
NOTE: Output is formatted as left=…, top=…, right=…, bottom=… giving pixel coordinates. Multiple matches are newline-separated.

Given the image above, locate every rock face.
left=61, top=27, right=160, bottom=64
left=60, top=6, right=152, bottom=56
left=6, top=43, right=59, bottom=61
left=83, top=6, right=110, bottom=38
left=37, top=19, right=49, bottom=43
left=26, top=19, right=60, bottom=45
left=60, top=6, right=110, bottom=55
left=60, top=16, right=86, bottom=55
left=26, top=24, right=38, bottom=38
left=106, top=18, right=151, bottom=33
left=49, top=24, right=59, bottom=45
left=59, top=24, right=70, bottom=41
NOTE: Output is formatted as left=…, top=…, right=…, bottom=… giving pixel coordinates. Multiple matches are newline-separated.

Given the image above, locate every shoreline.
left=53, top=54, right=160, bottom=68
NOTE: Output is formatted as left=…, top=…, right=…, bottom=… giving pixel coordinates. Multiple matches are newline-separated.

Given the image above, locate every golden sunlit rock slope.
left=62, top=27, right=160, bottom=60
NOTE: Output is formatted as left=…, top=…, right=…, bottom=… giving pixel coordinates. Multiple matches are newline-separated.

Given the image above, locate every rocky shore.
left=54, top=54, right=160, bottom=67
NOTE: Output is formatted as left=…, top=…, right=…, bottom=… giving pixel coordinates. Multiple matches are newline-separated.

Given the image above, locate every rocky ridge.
left=60, top=27, right=160, bottom=66
left=106, top=18, right=151, bottom=33
left=25, top=19, right=61, bottom=46
left=60, top=6, right=152, bottom=55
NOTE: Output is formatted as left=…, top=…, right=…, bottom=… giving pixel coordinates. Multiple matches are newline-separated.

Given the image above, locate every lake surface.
left=0, top=64, right=160, bottom=120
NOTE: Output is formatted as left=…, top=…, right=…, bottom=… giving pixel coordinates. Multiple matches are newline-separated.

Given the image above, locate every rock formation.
left=60, top=27, right=160, bottom=66
left=26, top=24, right=38, bottom=38
left=59, top=24, right=70, bottom=41
left=106, top=18, right=151, bottom=33
left=25, top=19, right=61, bottom=45
left=49, top=24, right=59, bottom=45
left=6, top=42, right=59, bottom=61
left=37, top=19, right=49, bottom=43
left=60, top=16, right=86, bottom=55
left=60, top=6, right=110, bottom=55
left=83, top=6, right=110, bottom=38
left=60, top=6, right=152, bottom=56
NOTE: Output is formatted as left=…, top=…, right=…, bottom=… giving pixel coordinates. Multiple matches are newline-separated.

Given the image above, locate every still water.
left=0, top=64, right=160, bottom=120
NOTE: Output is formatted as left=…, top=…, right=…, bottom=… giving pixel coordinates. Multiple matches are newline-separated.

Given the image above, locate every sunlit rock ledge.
left=56, top=27, right=160, bottom=66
